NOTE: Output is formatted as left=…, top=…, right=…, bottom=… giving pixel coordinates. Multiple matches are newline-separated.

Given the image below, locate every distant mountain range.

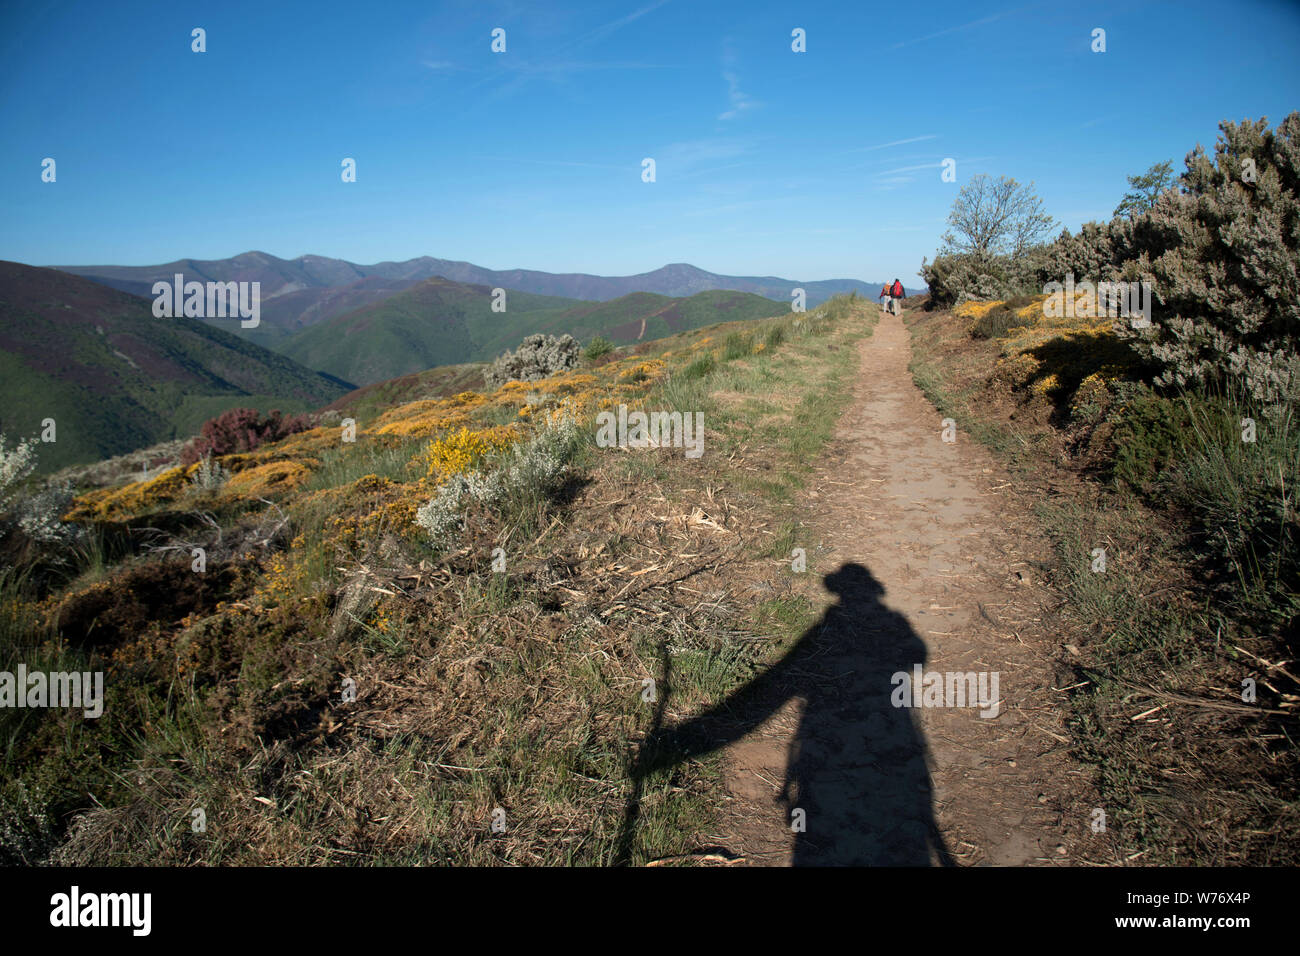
left=0, top=262, right=349, bottom=472
left=57, top=251, right=888, bottom=339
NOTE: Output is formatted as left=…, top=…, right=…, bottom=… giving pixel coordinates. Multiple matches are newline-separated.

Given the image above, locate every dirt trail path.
left=714, top=307, right=1082, bottom=866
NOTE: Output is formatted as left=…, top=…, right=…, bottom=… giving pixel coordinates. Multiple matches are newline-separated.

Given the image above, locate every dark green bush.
left=970, top=295, right=1038, bottom=339
left=1110, top=391, right=1198, bottom=491
left=1108, top=383, right=1298, bottom=639
left=921, top=252, right=1047, bottom=309
left=1040, top=114, right=1300, bottom=405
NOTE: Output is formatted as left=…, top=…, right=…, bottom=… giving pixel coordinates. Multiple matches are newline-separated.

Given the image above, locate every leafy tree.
left=940, top=174, right=1056, bottom=259
left=1114, top=160, right=1176, bottom=218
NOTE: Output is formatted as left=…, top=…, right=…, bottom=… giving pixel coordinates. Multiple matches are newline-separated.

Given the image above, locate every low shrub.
left=921, top=252, right=1047, bottom=309
left=970, top=298, right=1034, bottom=340
left=415, top=416, right=581, bottom=545
left=189, top=455, right=228, bottom=492
left=0, top=434, right=37, bottom=511
left=1109, top=390, right=1198, bottom=491
left=181, top=408, right=309, bottom=467
left=483, top=334, right=581, bottom=389
left=15, top=481, right=80, bottom=548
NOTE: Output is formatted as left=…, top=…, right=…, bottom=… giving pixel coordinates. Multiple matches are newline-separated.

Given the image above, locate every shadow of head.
left=824, top=562, right=884, bottom=600
left=815, top=561, right=918, bottom=652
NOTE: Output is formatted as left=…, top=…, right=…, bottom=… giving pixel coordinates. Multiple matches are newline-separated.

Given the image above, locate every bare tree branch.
left=941, top=174, right=1056, bottom=259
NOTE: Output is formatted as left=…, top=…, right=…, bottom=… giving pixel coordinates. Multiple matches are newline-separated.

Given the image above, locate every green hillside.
left=0, top=261, right=350, bottom=472
left=279, top=279, right=581, bottom=385
left=513, top=289, right=789, bottom=354
left=280, top=279, right=789, bottom=385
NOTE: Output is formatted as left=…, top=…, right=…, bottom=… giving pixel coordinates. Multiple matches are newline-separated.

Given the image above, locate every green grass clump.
left=1170, top=388, right=1299, bottom=631
left=681, top=353, right=717, bottom=380
left=723, top=332, right=754, bottom=361
left=584, top=336, right=614, bottom=361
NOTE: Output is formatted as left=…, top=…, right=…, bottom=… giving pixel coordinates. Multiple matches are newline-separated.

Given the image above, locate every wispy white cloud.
left=446, top=1, right=675, bottom=101
left=562, top=0, right=673, bottom=53
left=868, top=155, right=998, bottom=189
left=840, top=134, right=939, bottom=154
left=875, top=161, right=947, bottom=176
left=469, top=154, right=630, bottom=171
left=717, top=37, right=759, bottom=121
left=890, top=3, right=1041, bottom=50
left=653, top=137, right=753, bottom=177
left=718, top=70, right=757, bottom=120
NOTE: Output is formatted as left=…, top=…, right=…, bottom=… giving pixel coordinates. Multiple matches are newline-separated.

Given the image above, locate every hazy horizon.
left=39, top=248, right=890, bottom=284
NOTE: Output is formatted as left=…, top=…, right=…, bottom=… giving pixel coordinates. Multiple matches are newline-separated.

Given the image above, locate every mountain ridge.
left=57, top=252, right=894, bottom=335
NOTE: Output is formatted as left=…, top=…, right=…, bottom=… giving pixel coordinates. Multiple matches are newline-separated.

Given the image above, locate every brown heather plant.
left=181, top=407, right=311, bottom=467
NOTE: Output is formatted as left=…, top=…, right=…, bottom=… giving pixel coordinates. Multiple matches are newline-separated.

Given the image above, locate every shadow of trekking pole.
left=613, top=638, right=671, bottom=866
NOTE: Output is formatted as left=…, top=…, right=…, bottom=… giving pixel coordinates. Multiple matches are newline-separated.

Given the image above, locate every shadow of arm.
left=631, top=648, right=794, bottom=780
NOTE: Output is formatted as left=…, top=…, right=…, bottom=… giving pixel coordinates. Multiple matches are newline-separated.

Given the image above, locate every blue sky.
left=2, top=0, right=1298, bottom=284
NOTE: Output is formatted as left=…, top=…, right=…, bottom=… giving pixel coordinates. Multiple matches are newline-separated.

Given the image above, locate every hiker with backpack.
left=889, top=279, right=904, bottom=314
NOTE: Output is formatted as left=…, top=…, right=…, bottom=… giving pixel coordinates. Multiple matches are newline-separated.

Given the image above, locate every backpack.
left=891, top=280, right=903, bottom=298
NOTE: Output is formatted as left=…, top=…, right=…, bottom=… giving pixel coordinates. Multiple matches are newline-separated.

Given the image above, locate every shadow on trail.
left=616, top=562, right=954, bottom=866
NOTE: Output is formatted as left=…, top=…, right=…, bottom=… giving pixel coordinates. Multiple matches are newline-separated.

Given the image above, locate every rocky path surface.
left=712, top=307, right=1083, bottom=866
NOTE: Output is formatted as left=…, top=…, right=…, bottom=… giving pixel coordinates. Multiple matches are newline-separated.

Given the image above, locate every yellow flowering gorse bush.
left=961, top=294, right=1142, bottom=405
left=419, top=425, right=520, bottom=482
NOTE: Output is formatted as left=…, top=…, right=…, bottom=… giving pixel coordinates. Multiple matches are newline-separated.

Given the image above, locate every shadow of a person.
left=619, top=562, right=954, bottom=866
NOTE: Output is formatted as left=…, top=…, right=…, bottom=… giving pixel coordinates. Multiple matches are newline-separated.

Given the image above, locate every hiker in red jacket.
left=879, top=285, right=891, bottom=313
